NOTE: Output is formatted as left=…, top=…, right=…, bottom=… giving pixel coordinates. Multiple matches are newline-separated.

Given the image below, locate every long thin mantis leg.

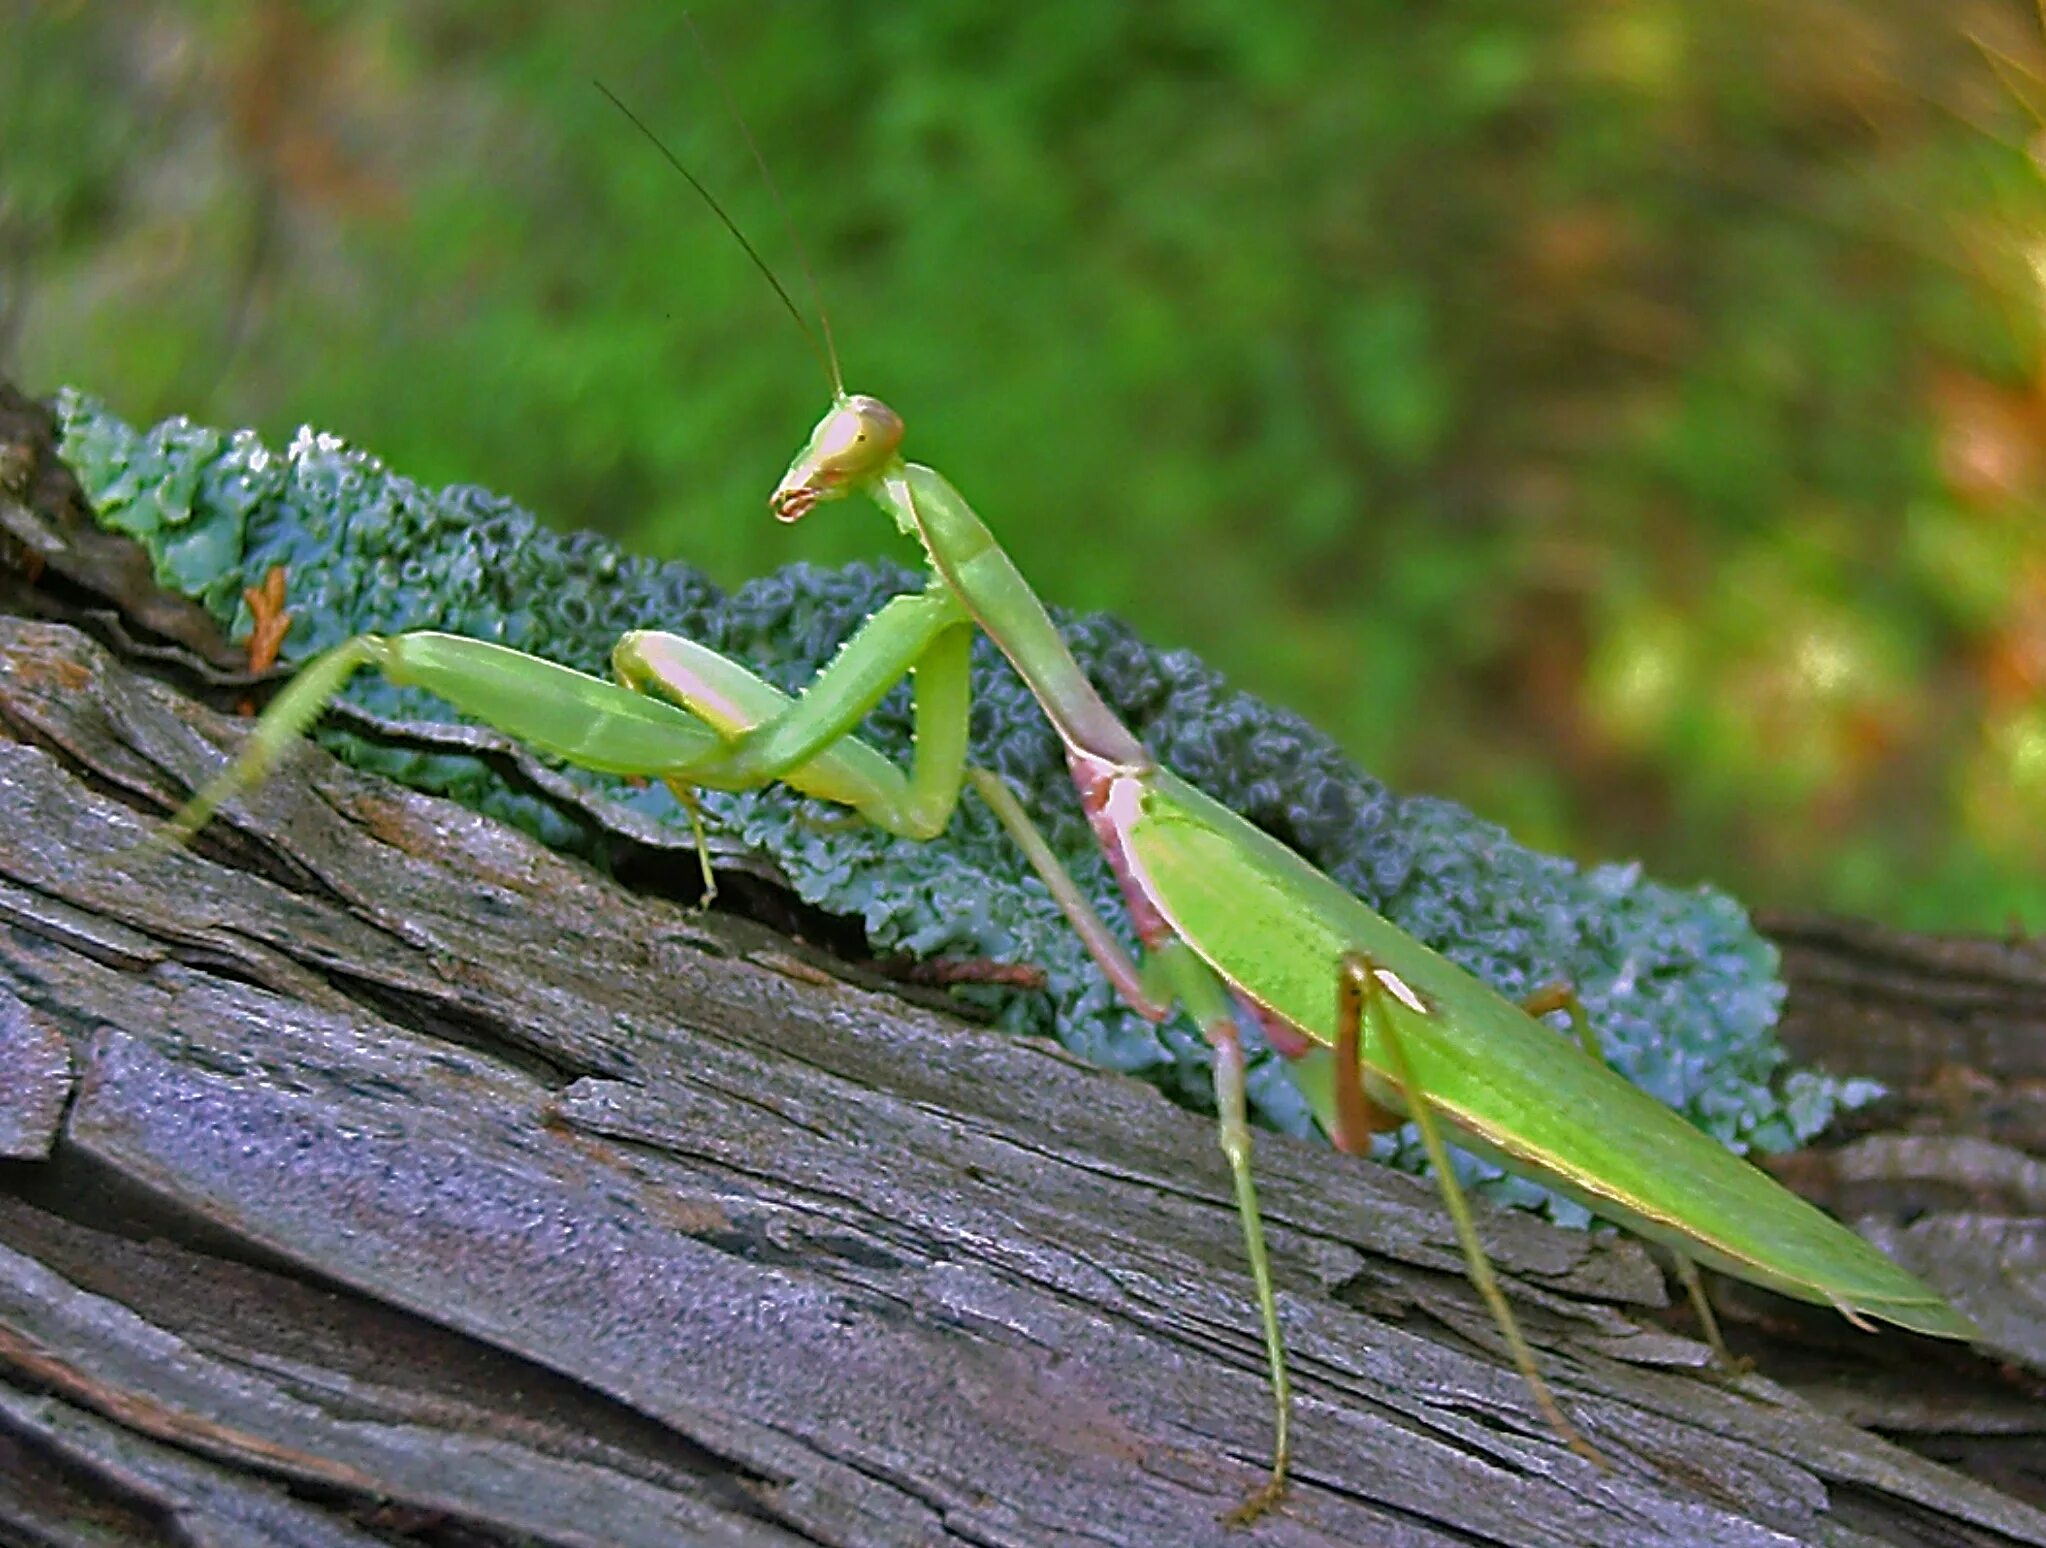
left=1521, top=982, right=1743, bottom=1371
left=960, top=768, right=1291, bottom=1516
left=668, top=784, right=719, bottom=904
left=1669, top=1252, right=1745, bottom=1371
left=1152, top=940, right=1292, bottom=1526
left=1340, top=954, right=1605, bottom=1467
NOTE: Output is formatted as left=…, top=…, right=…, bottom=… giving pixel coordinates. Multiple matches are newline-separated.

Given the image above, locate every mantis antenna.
left=594, top=77, right=843, bottom=397
left=681, top=13, right=844, bottom=400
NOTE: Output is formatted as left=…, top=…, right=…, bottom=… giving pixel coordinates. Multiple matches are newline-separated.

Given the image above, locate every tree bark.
left=2, top=392, right=2043, bottom=1546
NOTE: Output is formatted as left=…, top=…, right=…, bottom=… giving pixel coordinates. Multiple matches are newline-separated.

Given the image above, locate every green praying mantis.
left=153, top=88, right=1977, bottom=1526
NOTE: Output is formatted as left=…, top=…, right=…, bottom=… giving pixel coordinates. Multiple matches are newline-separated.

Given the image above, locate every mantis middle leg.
left=1339, top=954, right=1606, bottom=1466
left=970, top=769, right=1293, bottom=1522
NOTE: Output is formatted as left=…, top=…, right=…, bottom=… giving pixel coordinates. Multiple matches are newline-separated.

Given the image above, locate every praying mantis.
left=153, top=91, right=1977, bottom=1526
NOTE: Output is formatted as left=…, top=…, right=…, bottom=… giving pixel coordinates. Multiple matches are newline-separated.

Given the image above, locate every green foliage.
left=11, top=1, right=2045, bottom=930
left=55, top=388, right=1882, bottom=1221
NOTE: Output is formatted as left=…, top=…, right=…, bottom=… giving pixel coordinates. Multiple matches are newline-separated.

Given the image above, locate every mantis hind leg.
left=1339, top=954, right=1606, bottom=1467
left=1522, top=981, right=1745, bottom=1373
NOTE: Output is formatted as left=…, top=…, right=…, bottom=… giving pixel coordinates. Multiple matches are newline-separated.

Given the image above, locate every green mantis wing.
left=1122, top=769, right=1975, bottom=1340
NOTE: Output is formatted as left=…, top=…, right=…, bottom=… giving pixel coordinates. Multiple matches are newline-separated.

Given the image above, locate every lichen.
left=53, top=389, right=1878, bottom=1220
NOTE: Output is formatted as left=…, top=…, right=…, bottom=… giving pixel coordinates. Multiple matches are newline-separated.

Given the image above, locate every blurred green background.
left=7, top=0, right=2045, bottom=930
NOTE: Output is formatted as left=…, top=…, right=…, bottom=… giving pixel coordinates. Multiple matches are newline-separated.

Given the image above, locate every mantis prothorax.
left=155, top=96, right=1976, bottom=1527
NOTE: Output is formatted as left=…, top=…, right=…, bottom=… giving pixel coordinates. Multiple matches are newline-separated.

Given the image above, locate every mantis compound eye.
left=771, top=395, right=905, bottom=522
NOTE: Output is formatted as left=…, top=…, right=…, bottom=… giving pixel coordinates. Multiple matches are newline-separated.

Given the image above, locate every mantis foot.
left=1221, top=1466, right=1288, bottom=1528
left=661, top=780, right=720, bottom=909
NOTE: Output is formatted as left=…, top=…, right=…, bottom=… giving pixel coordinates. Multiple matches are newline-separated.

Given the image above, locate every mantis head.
left=771, top=394, right=905, bottom=522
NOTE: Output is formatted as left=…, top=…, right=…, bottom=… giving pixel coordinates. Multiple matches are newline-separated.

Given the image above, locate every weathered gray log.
left=3, top=616, right=2045, bottom=1547
left=2, top=371, right=2043, bottom=1546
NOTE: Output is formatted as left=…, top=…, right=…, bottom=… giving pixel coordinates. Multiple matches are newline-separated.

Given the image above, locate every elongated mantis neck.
left=878, top=462, right=1151, bottom=769
left=771, top=391, right=1148, bottom=769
